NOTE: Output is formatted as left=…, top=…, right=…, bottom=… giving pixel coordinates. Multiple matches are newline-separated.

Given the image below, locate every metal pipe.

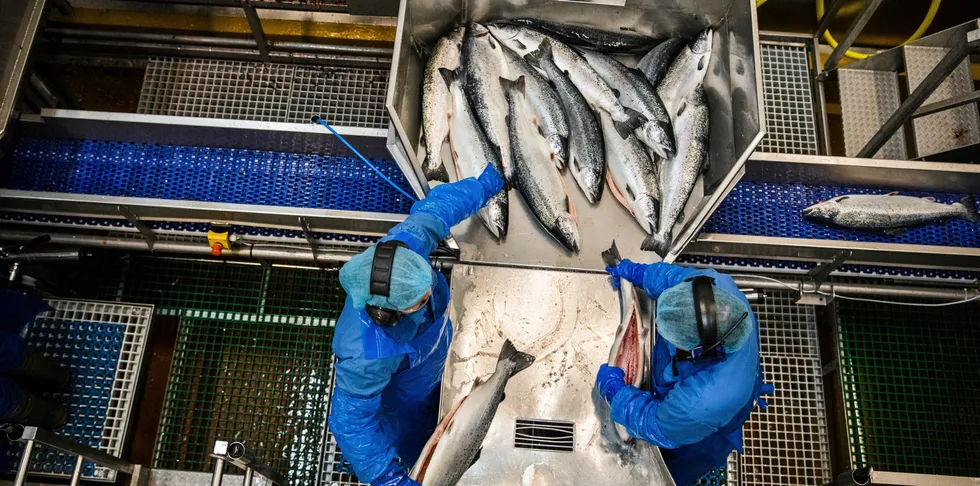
left=44, top=28, right=394, bottom=57
left=69, top=455, right=85, bottom=486
left=42, top=39, right=391, bottom=69
left=0, top=229, right=355, bottom=263
left=912, top=90, right=980, bottom=118
left=240, top=0, right=270, bottom=60
left=0, top=249, right=82, bottom=264
left=822, top=0, right=885, bottom=72
left=731, top=276, right=978, bottom=302
left=13, top=439, right=34, bottom=486
left=7, top=426, right=135, bottom=474
left=211, top=459, right=225, bottom=486
left=243, top=468, right=253, bottom=486
left=813, top=0, right=847, bottom=38
left=858, top=29, right=980, bottom=157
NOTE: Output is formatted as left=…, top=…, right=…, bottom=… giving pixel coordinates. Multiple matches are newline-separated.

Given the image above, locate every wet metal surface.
left=443, top=264, right=674, bottom=486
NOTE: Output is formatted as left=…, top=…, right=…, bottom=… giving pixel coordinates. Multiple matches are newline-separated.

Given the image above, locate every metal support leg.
left=70, top=455, right=85, bottom=486
left=912, top=90, right=980, bottom=118
left=298, top=217, right=320, bottom=266
left=13, top=439, right=35, bottom=486
left=211, top=458, right=226, bottom=486
left=821, top=0, right=886, bottom=73
left=813, top=0, right=847, bottom=39
left=51, top=0, right=73, bottom=16
left=240, top=0, right=269, bottom=61
left=808, top=250, right=852, bottom=286
left=118, top=206, right=157, bottom=250
left=857, top=29, right=980, bottom=158
left=243, top=468, right=253, bottom=486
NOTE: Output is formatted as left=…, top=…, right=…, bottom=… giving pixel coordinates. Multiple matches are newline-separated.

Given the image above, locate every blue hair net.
left=339, top=245, right=433, bottom=311
left=657, top=282, right=752, bottom=352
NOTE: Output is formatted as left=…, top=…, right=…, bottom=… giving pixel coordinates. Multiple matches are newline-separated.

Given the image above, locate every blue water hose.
left=311, top=116, right=419, bottom=202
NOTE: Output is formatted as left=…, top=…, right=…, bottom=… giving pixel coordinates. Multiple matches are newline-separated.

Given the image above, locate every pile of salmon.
left=421, top=19, right=713, bottom=256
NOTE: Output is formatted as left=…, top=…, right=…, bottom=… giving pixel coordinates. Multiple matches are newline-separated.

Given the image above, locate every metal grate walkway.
left=736, top=292, right=832, bottom=485
left=0, top=300, right=152, bottom=482
left=837, top=299, right=980, bottom=477
left=757, top=40, right=820, bottom=155
left=139, top=58, right=390, bottom=129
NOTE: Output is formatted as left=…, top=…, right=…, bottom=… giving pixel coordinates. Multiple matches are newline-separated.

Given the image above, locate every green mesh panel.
left=99, top=256, right=348, bottom=483
left=836, top=299, right=980, bottom=476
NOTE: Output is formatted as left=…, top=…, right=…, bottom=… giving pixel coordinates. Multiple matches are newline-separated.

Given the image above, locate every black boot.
left=12, top=348, right=72, bottom=391
left=2, top=389, right=69, bottom=429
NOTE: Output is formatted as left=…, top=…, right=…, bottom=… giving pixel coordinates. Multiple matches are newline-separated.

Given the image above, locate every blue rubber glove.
left=476, top=163, right=505, bottom=200
left=595, top=364, right=626, bottom=404
left=372, top=460, right=421, bottom=486
left=605, top=259, right=648, bottom=290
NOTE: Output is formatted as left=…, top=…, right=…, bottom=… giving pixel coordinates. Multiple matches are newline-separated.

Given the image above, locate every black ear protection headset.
left=672, top=275, right=749, bottom=375
left=365, top=240, right=409, bottom=327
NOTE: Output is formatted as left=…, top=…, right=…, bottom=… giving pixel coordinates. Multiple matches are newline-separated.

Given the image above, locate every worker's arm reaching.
left=598, top=260, right=760, bottom=449
left=382, top=164, right=505, bottom=257
left=328, top=164, right=504, bottom=486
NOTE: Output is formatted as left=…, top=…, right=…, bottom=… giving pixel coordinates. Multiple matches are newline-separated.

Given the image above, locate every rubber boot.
left=0, top=378, right=69, bottom=428
left=13, top=348, right=72, bottom=391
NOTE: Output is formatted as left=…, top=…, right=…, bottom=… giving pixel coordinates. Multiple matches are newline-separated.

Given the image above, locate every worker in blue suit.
left=329, top=164, right=504, bottom=486
left=596, top=260, right=773, bottom=485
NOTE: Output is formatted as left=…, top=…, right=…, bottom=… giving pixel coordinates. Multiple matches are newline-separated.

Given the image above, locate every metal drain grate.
left=138, top=58, right=390, bottom=129
left=837, top=299, right=980, bottom=477
left=738, top=291, right=832, bottom=486
left=319, top=362, right=367, bottom=486
left=514, top=419, right=575, bottom=452
left=0, top=300, right=152, bottom=482
left=757, top=41, right=819, bottom=155
left=154, top=311, right=338, bottom=484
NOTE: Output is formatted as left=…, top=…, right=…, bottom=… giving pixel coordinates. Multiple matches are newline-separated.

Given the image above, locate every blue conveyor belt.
left=701, top=182, right=980, bottom=248
left=675, top=254, right=980, bottom=281
left=0, top=138, right=414, bottom=215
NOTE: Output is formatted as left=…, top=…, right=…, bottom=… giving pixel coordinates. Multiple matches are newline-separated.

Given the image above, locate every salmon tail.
left=423, top=159, right=450, bottom=182
left=641, top=230, right=671, bottom=256
left=613, top=107, right=646, bottom=140
left=523, top=38, right=554, bottom=68
left=960, top=195, right=980, bottom=222
left=439, top=67, right=459, bottom=87
left=601, top=240, right=622, bottom=268
left=498, top=339, right=535, bottom=375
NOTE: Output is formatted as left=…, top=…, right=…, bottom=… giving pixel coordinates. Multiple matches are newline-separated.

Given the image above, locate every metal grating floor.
left=154, top=312, right=336, bottom=484
left=95, top=257, right=351, bottom=483
left=1, top=138, right=415, bottom=215
left=319, top=363, right=366, bottom=486
left=0, top=300, right=152, bottom=482
left=702, top=182, right=980, bottom=248
left=138, top=58, right=390, bottom=129
left=757, top=41, right=819, bottom=155
left=837, top=300, right=980, bottom=477
left=736, top=291, right=832, bottom=486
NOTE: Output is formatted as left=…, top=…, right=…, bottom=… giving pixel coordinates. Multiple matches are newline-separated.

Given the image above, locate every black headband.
left=690, top=275, right=718, bottom=349
left=369, top=240, right=407, bottom=297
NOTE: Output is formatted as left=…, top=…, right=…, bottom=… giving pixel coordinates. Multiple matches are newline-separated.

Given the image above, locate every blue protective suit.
left=609, top=263, right=767, bottom=486
left=328, top=176, right=497, bottom=484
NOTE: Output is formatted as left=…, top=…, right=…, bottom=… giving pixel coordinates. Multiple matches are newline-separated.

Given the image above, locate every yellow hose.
left=756, top=0, right=767, bottom=7
left=816, top=0, right=941, bottom=61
